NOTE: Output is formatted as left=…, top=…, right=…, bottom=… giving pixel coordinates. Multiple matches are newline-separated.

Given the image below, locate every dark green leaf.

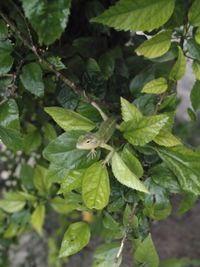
left=43, top=131, right=99, bottom=169
left=0, top=99, right=20, bottom=130
left=0, top=126, right=23, bottom=151
left=20, top=63, right=44, bottom=97
left=22, top=0, right=71, bottom=45
left=157, top=146, right=200, bottom=195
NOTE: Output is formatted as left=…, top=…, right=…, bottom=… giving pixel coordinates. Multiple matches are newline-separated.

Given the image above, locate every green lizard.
left=76, top=117, right=116, bottom=164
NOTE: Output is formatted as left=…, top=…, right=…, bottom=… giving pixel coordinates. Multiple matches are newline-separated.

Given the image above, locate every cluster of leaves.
left=0, top=0, right=200, bottom=267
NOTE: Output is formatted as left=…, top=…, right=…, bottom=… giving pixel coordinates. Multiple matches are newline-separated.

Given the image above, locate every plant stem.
left=0, top=11, right=108, bottom=120
left=113, top=202, right=138, bottom=267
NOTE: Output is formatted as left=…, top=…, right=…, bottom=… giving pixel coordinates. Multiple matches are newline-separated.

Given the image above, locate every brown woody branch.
left=113, top=202, right=138, bottom=266
left=0, top=11, right=108, bottom=120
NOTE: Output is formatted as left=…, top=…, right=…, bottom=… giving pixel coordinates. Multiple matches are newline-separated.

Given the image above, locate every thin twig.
left=113, top=203, right=138, bottom=267
left=0, top=11, right=108, bottom=120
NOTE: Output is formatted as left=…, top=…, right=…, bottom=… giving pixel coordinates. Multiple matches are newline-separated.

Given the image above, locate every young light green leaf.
left=121, top=145, right=144, bottom=178
left=0, top=192, right=26, bottom=213
left=22, top=0, right=71, bottom=45
left=82, top=162, right=110, bottom=210
left=192, top=60, right=200, bottom=80
left=91, top=0, right=175, bottom=32
left=169, top=46, right=186, bottom=81
left=142, top=78, right=168, bottom=94
left=120, top=115, right=168, bottom=146
left=31, top=204, right=45, bottom=235
left=111, top=152, right=149, bottom=193
left=42, top=122, right=57, bottom=141
left=59, top=169, right=84, bottom=194
left=20, top=63, right=44, bottom=97
left=134, top=234, right=159, bottom=267
left=135, top=30, right=172, bottom=59
left=120, top=97, right=143, bottom=122
left=153, top=130, right=181, bottom=147
left=157, top=146, right=200, bottom=195
left=190, top=80, right=200, bottom=111
left=43, top=132, right=99, bottom=169
left=188, top=0, right=200, bottom=27
left=45, top=107, right=95, bottom=132
left=59, top=222, right=90, bottom=258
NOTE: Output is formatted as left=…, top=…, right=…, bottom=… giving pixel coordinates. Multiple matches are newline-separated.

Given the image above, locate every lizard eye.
left=86, top=140, right=91, bottom=143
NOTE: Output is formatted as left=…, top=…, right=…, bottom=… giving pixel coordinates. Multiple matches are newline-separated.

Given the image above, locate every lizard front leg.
left=100, top=143, right=115, bottom=165
left=87, top=148, right=97, bottom=159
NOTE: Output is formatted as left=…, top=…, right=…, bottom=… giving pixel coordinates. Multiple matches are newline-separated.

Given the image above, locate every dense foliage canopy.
left=0, top=0, right=200, bottom=266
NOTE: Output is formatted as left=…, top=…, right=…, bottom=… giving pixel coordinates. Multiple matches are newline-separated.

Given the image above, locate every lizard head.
left=76, top=133, right=100, bottom=150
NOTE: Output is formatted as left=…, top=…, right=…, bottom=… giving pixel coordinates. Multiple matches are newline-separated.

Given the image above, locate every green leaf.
left=134, top=234, right=159, bottom=267
left=42, top=122, right=57, bottom=141
left=151, top=163, right=180, bottom=193
left=144, top=179, right=172, bottom=220
left=59, top=169, right=84, bottom=194
left=91, top=0, right=175, bottom=32
left=24, top=129, right=42, bottom=153
left=0, top=192, right=26, bottom=213
left=47, top=56, right=66, bottom=70
left=142, top=78, right=168, bottom=94
left=192, top=60, right=200, bottom=80
left=0, top=19, right=8, bottom=40
left=120, top=97, right=143, bottom=122
left=22, top=0, right=71, bottom=45
left=99, top=52, right=115, bottom=80
left=0, top=40, right=14, bottom=75
left=195, top=27, right=200, bottom=45
left=59, top=222, right=90, bottom=258
left=0, top=126, right=23, bottom=151
left=111, top=152, right=148, bottom=193
left=45, top=107, right=95, bottom=132
left=4, top=223, right=18, bottom=239
left=135, top=30, right=172, bottom=59
left=169, top=46, right=186, bottom=81
left=187, top=39, right=200, bottom=61
left=188, top=0, right=200, bottom=27
left=33, top=165, right=50, bottom=194
left=20, top=63, right=44, bottom=97
left=31, top=204, right=45, bottom=235
left=153, top=130, right=181, bottom=147
left=178, top=193, right=197, bottom=215
left=0, top=99, right=20, bottom=130
left=51, top=196, right=81, bottom=214
left=121, top=145, right=144, bottom=178
left=120, top=114, right=168, bottom=146
left=43, top=131, right=99, bottom=169
left=82, top=162, right=110, bottom=210
left=157, top=146, right=200, bottom=195
left=46, top=164, right=68, bottom=184
left=190, top=80, right=200, bottom=111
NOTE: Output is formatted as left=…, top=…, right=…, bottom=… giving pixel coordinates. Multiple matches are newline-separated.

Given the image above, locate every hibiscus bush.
left=0, top=0, right=200, bottom=266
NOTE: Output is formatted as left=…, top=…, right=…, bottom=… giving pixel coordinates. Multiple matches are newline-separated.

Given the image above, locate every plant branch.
left=113, top=203, right=138, bottom=266
left=0, top=11, right=108, bottom=120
